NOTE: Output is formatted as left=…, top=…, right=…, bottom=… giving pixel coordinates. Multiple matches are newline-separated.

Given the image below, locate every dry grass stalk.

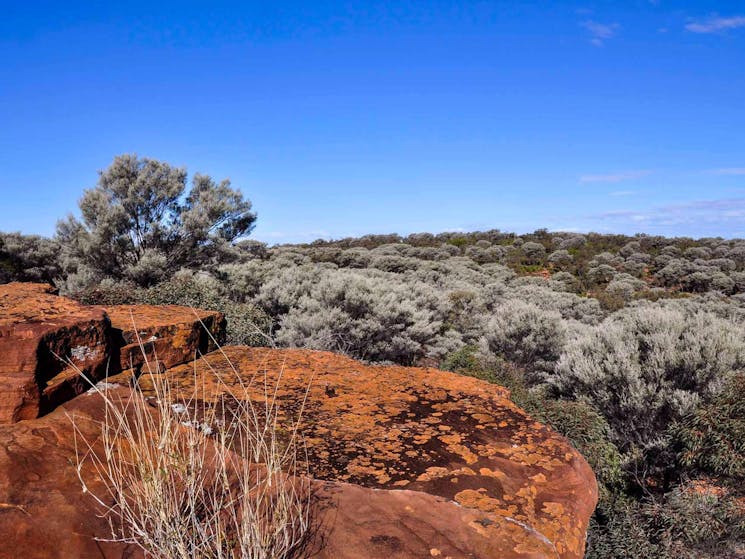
left=67, top=321, right=313, bottom=559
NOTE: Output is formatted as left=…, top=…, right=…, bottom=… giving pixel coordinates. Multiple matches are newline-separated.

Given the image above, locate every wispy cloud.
left=581, top=20, right=620, bottom=46
left=707, top=167, right=745, bottom=176
left=596, top=198, right=745, bottom=229
left=609, top=190, right=638, bottom=197
left=685, top=16, right=745, bottom=34
left=580, top=170, right=652, bottom=183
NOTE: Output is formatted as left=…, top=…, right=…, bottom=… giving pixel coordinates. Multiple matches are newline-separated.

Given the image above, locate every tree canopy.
left=56, top=154, right=256, bottom=289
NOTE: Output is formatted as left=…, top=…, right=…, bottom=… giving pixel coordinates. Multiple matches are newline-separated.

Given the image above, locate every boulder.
left=140, top=347, right=599, bottom=559
left=0, top=387, right=558, bottom=559
left=0, top=283, right=111, bottom=423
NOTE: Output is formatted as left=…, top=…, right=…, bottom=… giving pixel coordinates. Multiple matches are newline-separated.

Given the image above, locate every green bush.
left=588, top=483, right=745, bottom=559
left=523, top=397, right=624, bottom=493
left=674, top=373, right=745, bottom=479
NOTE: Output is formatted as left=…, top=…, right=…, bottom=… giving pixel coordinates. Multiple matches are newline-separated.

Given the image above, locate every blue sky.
left=1, top=1, right=744, bottom=243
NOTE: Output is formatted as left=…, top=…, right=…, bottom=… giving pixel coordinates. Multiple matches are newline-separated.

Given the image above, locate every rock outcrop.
left=143, top=347, right=598, bottom=559
left=106, top=303, right=224, bottom=374
left=0, top=283, right=111, bottom=423
left=0, top=388, right=573, bottom=559
left=0, top=284, right=597, bottom=559
left=0, top=282, right=225, bottom=424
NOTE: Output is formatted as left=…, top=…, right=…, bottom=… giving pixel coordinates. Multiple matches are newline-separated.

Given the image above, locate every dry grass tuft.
left=67, top=322, right=313, bottom=559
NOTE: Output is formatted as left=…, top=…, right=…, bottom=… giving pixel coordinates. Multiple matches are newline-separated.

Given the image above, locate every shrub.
left=523, top=397, right=624, bottom=492
left=478, top=300, right=566, bottom=376
left=441, top=345, right=483, bottom=376
left=587, top=264, right=617, bottom=285
left=644, top=481, right=745, bottom=559
left=550, top=305, right=745, bottom=463
left=586, top=496, right=662, bottom=559
left=520, top=241, right=547, bottom=264
left=273, top=269, right=455, bottom=364
left=588, top=483, right=745, bottom=559
left=144, top=274, right=273, bottom=346
left=0, top=232, right=61, bottom=284
left=674, top=373, right=745, bottom=479
left=606, top=273, right=646, bottom=301
left=547, top=249, right=573, bottom=267
left=56, top=154, right=256, bottom=289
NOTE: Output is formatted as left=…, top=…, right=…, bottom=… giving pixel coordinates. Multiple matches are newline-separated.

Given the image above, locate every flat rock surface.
left=142, top=347, right=598, bottom=559
left=0, top=283, right=110, bottom=422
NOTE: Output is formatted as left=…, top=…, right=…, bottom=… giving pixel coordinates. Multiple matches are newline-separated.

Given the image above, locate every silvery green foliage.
left=684, top=246, right=711, bottom=260
left=548, top=249, right=573, bottom=267
left=369, top=253, right=420, bottom=273
left=0, top=232, right=61, bottom=284
left=655, top=258, right=696, bottom=286
left=521, top=241, right=547, bottom=263
left=558, top=234, right=586, bottom=250
left=478, top=299, right=566, bottom=375
left=619, top=241, right=642, bottom=258
left=727, top=244, right=745, bottom=265
left=273, top=269, right=457, bottom=364
left=683, top=270, right=735, bottom=294
left=550, top=305, right=745, bottom=453
left=56, top=154, right=256, bottom=289
left=217, top=260, right=268, bottom=301
left=588, top=264, right=618, bottom=285
left=256, top=263, right=331, bottom=316
left=708, top=258, right=737, bottom=272
left=551, top=271, right=580, bottom=292
left=591, top=252, right=624, bottom=267
left=499, top=282, right=604, bottom=324
left=606, top=274, right=646, bottom=301
left=337, top=247, right=373, bottom=268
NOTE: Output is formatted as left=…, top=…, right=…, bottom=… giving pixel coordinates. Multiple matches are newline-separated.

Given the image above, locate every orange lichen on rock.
left=137, top=346, right=598, bottom=559
left=0, top=285, right=597, bottom=559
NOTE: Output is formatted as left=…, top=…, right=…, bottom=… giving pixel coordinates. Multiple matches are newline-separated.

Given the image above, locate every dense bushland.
left=3, top=155, right=744, bottom=558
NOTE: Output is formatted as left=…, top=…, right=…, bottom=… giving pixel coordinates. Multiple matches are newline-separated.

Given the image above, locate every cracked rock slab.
left=0, top=283, right=111, bottom=423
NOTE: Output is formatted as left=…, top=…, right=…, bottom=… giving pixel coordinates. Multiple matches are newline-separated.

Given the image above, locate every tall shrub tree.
left=56, top=154, right=256, bottom=289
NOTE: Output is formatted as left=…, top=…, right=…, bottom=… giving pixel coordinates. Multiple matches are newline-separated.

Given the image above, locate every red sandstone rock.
left=0, top=284, right=225, bottom=423
left=140, top=347, right=599, bottom=559
left=103, top=303, right=225, bottom=374
left=0, top=388, right=559, bottom=559
left=0, top=283, right=111, bottom=423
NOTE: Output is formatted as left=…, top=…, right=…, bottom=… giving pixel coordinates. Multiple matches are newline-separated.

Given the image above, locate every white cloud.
left=596, top=198, right=745, bottom=230
left=707, top=167, right=745, bottom=176
left=581, top=20, right=620, bottom=46
left=580, top=170, right=652, bottom=183
left=609, top=190, right=637, bottom=197
left=685, top=16, right=745, bottom=34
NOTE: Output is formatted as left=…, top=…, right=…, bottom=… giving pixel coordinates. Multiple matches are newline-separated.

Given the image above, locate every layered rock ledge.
left=0, top=282, right=224, bottom=423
